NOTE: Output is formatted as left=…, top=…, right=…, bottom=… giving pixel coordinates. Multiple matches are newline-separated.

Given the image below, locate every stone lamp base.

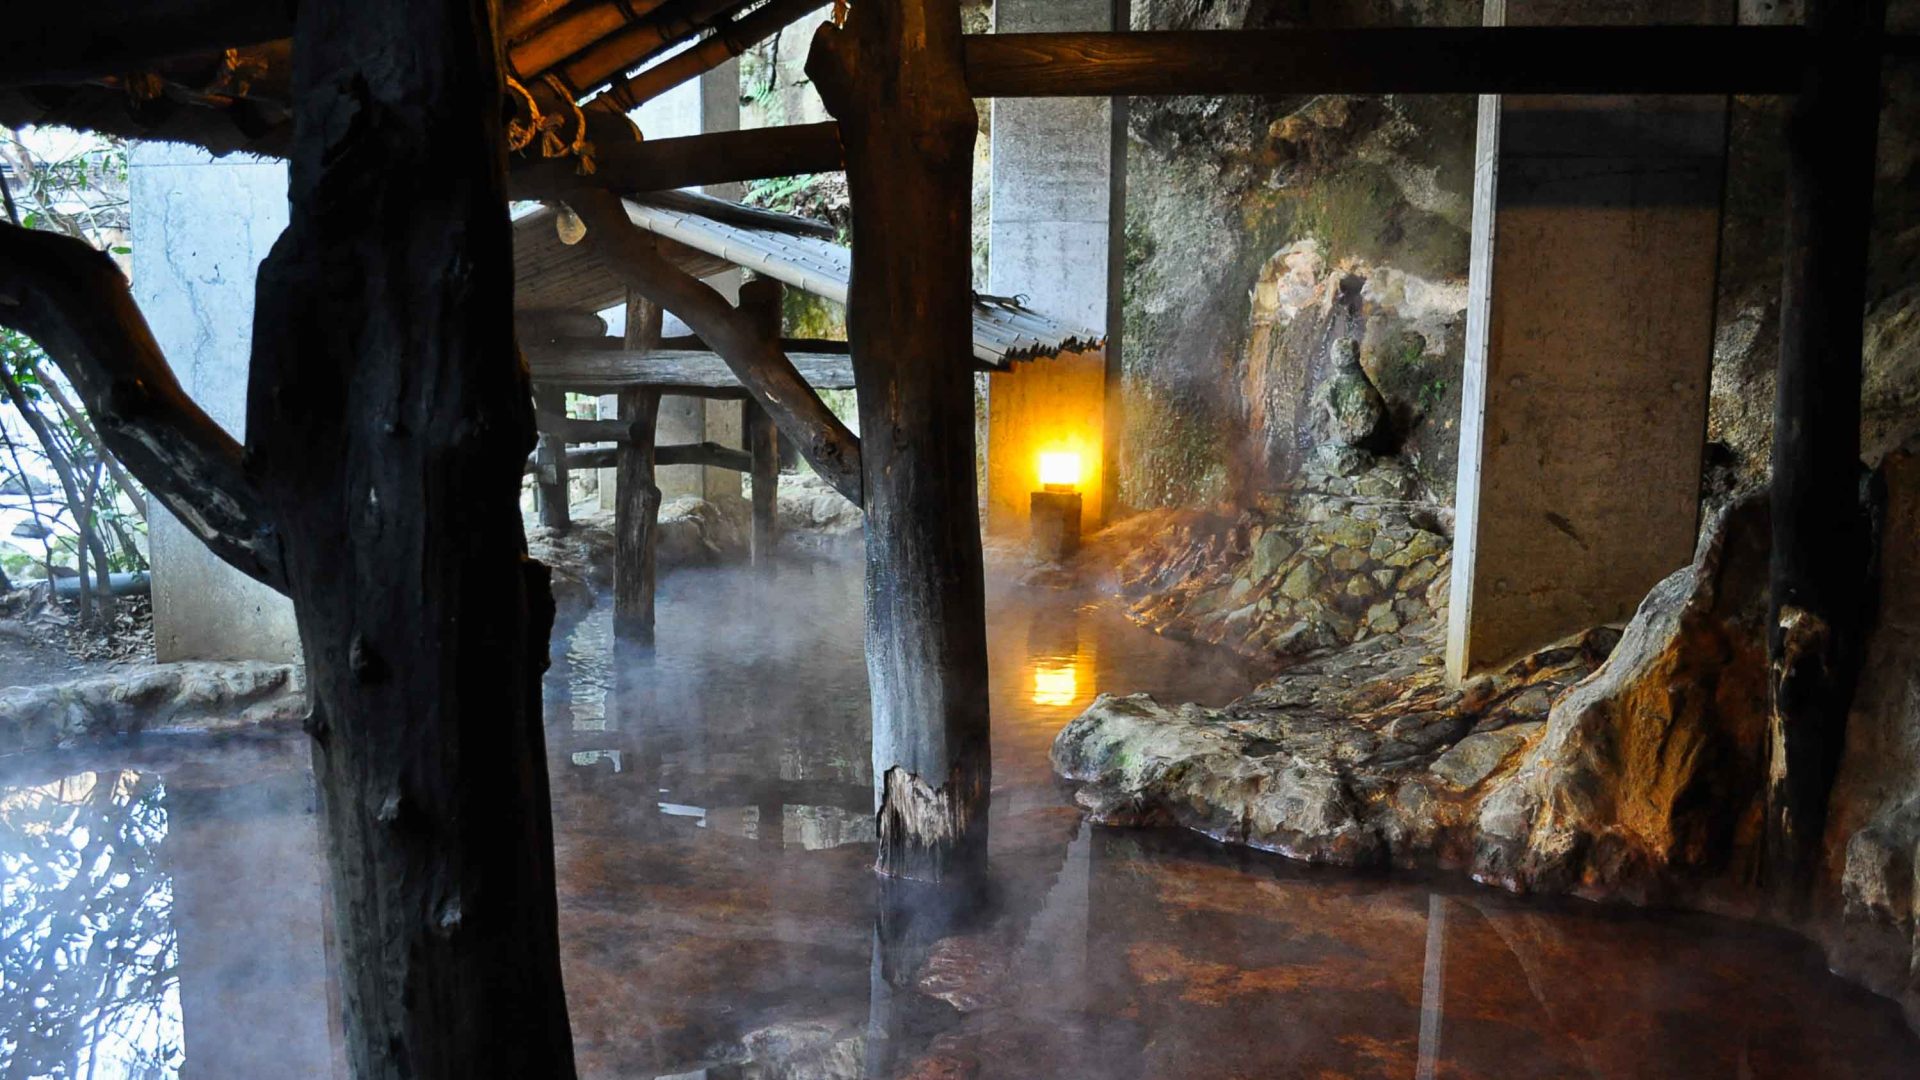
left=1030, top=490, right=1083, bottom=562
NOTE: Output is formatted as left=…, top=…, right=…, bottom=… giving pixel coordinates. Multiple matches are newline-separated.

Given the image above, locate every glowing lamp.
left=1030, top=448, right=1085, bottom=562
left=1038, top=451, right=1082, bottom=493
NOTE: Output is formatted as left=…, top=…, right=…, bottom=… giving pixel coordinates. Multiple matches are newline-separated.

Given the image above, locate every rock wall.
left=1824, top=433, right=1920, bottom=1023
left=1118, top=1, right=1476, bottom=511
left=1056, top=426, right=1920, bottom=1026
left=1092, top=455, right=1452, bottom=662
left=1118, top=2, right=1920, bottom=515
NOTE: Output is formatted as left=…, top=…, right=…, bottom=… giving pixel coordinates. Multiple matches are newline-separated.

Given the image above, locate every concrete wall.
left=1446, top=0, right=1731, bottom=678
left=131, top=144, right=299, bottom=663
left=986, top=350, right=1107, bottom=535
left=988, top=0, right=1112, bottom=332
left=987, top=0, right=1116, bottom=534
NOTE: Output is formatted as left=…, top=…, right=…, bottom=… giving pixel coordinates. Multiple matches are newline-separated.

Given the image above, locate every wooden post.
left=532, top=384, right=571, bottom=531
left=810, top=0, right=992, bottom=882
left=1764, top=0, right=1885, bottom=898
left=240, top=0, right=578, bottom=1074
left=616, top=291, right=665, bottom=643
left=740, top=277, right=783, bottom=566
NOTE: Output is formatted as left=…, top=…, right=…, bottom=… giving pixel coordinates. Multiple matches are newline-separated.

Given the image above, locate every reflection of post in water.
left=1415, top=893, right=1448, bottom=1080
left=865, top=874, right=993, bottom=1076
left=166, top=765, right=341, bottom=1078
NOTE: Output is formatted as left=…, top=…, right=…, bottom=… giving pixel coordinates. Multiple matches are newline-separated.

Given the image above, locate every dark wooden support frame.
left=740, top=277, right=785, bottom=567
left=1764, top=0, right=1887, bottom=902
left=811, top=0, right=992, bottom=883
left=960, top=27, right=1815, bottom=97
left=1, top=2, right=1904, bottom=1059
left=616, top=292, right=665, bottom=642
left=567, top=188, right=864, bottom=504
left=532, top=384, right=571, bottom=532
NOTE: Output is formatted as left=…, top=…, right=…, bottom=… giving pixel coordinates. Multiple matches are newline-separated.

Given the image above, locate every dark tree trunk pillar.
left=244, top=0, right=577, bottom=1075
left=741, top=277, right=783, bottom=567
left=1764, top=0, right=1884, bottom=899
left=810, top=0, right=992, bottom=882
left=533, top=384, right=572, bottom=532
left=616, top=291, right=665, bottom=642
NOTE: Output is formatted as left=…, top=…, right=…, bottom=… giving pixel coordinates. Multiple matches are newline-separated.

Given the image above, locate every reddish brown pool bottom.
left=4, top=556, right=1914, bottom=1077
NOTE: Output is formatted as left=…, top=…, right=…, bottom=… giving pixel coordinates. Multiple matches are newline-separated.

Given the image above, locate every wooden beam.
left=615, top=292, right=663, bottom=642
left=658, top=440, right=752, bottom=471
left=524, top=439, right=754, bottom=468
left=243, top=0, right=576, bottom=1072
left=535, top=410, right=630, bottom=444
left=811, top=0, right=991, bottom=883
left=532, top=385, right=571, bottom=531
left=509, top=122, right=844, bottom=198
left=1764, top=0, right=1884, bottom=903
left=0, top=1, right=295, bottom=87
left=526, top=344, right=857, bottom=394
left=567, top=186, right=864, bottom=503
left=961, top=28, right=1815, bottom=98
left=656, top=333, right=852, bottom=355
left=741, top=279, right=783, bottom=566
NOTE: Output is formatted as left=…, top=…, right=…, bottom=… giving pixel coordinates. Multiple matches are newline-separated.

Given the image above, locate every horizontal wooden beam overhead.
left=527, top=440, right=752, bottom=471
left=510, top=122, right=843, bottom=199
left=962, top=27, right=1819, bottom=98
left=658, top=334, right=851, bottom=354
left=1, top=1, right=295, bottom=87
left=527, top=345, right=858, bottom=394
left=658, top=440, right=753, bottom=471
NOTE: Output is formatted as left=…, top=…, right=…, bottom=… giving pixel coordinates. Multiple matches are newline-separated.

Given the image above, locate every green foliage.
left=743, top=173, right=818, bottom=215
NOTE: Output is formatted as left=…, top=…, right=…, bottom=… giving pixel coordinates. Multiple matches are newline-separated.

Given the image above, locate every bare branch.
left=0, top=224, right=284, bottom=591
left=566, top=187, right=863, bottom=505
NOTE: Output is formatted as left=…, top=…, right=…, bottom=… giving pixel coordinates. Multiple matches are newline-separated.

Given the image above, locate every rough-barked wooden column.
left=1764, top=0, right=1885, bottom=899
left=616, top=290, right=665, bottom=642
left=532, top=384, right=571, bottom=532
left=245, top=0, right=578, bottom=1074
left=810, top=0, right=993, bottom=882
left=740, top=277, right=784, bottom=566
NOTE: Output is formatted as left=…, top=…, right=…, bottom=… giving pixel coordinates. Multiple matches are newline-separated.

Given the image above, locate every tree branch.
left=0, top=224, right=284, bottom=591
left=566, top=188, right=863, bottom=505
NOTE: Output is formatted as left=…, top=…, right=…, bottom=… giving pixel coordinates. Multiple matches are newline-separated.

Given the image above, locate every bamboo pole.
left=556, top=0, right=743, bottom=93
left=509, top=0, right=673, bottom=82
left=589, top=0, right=826, bottom=115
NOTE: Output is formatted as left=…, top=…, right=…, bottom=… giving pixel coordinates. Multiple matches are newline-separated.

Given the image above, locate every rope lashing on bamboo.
left=505, top=74, right=599, bottom=175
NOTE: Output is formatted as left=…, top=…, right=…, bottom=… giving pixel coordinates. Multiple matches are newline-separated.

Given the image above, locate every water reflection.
left=0, top=770, right=182, bottom=1079
left=5, top=553, right=1918, bottom=1078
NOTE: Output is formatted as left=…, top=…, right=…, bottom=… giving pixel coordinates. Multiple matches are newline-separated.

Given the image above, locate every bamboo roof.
left=610, top=194, right=1106, bottom=366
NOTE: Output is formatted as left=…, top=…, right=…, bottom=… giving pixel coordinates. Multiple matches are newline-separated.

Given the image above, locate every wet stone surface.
left=2, top=553, right=1916, bottom=1077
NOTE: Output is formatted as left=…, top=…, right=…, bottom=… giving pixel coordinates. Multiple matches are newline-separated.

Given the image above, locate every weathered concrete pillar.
left=985, top=0, right=1119, bottom=536
left=131, top=144, right=299, bottom=663
left=1446, top=0, right=1733, bottom=679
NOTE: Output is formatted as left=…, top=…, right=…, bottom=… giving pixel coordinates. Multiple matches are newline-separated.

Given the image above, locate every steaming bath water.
left=3, top=551, right=1917, bottom=1077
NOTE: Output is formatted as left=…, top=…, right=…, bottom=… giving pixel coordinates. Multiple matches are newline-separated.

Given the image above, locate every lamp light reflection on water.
left=1031, top=661, right=1080, bottom=707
